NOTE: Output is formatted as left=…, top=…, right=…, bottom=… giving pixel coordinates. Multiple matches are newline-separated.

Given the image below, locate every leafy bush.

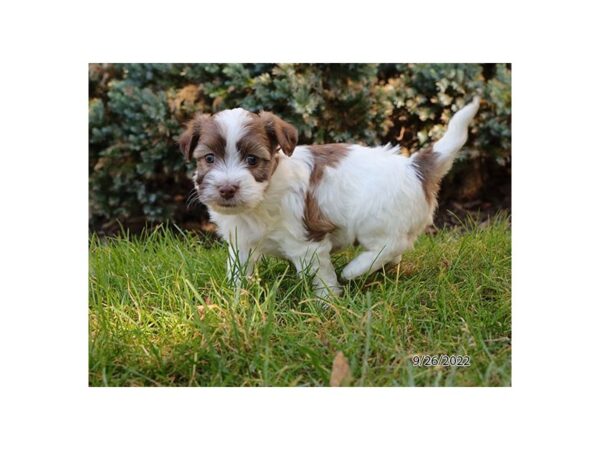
left=89, top=63, right=511, bottom=233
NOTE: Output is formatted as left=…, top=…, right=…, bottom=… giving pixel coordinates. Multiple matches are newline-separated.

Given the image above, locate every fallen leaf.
left=330, top=351, right=351, bottom=387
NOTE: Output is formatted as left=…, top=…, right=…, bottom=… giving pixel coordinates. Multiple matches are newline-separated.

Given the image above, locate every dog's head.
left=179, top=108, right=297, bottom=214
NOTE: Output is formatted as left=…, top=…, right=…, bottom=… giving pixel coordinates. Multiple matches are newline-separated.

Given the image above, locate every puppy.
left=179, top=98, right=480, bottom=296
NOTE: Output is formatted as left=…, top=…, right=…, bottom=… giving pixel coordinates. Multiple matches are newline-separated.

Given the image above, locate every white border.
left=2, top=0, right=599, bottom=448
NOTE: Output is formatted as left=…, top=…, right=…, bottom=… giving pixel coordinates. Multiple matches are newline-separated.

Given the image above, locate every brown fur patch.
left=259, top=112, right=298, bottom=156
left=303, top=144, right=350, bottom=241
left=411, top=145, right=441, bottom=207
left=178, top=114, right=228, bottom=188
left=194, top=158, right=212, bottom=186
left=179, top=114, right=226, bottom=161
left=308, top=144, right=350, bottom=185
left=237, top=115, right=281, bottom=183
left=247, top=155, right=279, bottom=183
left=304, top=191, right=337, bottom=241
left=237, top=117, right=272, bottom=159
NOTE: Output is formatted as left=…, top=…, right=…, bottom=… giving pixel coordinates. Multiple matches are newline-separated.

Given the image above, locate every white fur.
left=431, top=97, right=481, bottom=177
left=205, top=99, right=480, bottom=296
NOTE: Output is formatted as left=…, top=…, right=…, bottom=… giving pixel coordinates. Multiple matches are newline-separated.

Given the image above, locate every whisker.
left=186, top=188, right=201, bottom=209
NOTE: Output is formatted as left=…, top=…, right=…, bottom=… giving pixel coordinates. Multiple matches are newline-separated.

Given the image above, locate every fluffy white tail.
left=431, top=97, right=480, bottom=178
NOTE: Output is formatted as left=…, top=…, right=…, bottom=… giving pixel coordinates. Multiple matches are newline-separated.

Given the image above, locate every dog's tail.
left=410, top=97, right=480, bottom=202
left=431, top=97, right=480, bottom=178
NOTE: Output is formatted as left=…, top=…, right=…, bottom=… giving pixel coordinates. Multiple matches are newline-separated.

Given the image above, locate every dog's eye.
left=205, top=154, right=215, bottom=164
left=246, top=155, right=258, bottom=166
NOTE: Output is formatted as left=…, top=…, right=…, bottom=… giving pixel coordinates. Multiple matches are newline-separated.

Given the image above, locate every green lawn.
left=89, top=214, right=511, bottom=387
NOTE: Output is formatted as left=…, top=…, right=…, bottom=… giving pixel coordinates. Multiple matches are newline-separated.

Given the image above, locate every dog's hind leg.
left=341, top=237, right=410, bottom=281
left=388, top=233, right=420, bottom=268
left=341, top=250, right=389, bottom=281
left=390, top=254, right=403, bottom=266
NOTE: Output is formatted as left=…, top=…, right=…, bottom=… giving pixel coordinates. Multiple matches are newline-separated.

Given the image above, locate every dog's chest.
left=212, top=206, right=299, bottom=258
left=257, top=231, right=290, bottom=257
left=249, top=216, right=302, bottom=258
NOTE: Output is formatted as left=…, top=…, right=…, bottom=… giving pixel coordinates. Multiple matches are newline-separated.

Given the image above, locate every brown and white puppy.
left=180, top=99, right=480, bottom=296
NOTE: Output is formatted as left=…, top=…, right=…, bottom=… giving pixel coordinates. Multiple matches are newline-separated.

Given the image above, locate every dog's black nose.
left=219, top=184, right=239, bottom=200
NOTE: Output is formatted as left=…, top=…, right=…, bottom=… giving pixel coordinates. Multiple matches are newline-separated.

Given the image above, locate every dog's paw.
left=341, top=265, right=359, bottom=281
left=314, top=284, right=342, bottom=298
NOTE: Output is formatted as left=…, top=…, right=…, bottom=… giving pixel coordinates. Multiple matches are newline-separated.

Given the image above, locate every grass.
left=89, top=214, right=511, bottom=387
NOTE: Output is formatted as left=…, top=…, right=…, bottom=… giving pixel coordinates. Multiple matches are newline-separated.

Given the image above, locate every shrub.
left=89, top=63, right=511, bottom=233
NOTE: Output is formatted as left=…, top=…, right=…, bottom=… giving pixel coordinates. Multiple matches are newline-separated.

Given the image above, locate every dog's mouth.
left=210, top=200, right=248, bottom=214
left=215, top=199, right=240, bottom=208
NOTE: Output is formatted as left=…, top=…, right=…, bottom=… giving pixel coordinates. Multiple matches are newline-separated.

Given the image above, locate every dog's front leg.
left=226, top=243, right=260, bottom=288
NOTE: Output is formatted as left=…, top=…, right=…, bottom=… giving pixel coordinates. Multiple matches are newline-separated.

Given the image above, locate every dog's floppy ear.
left=259, top=112, right=298, bottom=156
left=178, top=114, right=208, bottom=161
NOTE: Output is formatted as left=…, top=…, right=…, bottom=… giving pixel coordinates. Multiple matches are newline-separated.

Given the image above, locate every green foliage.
left=89, top=214, right=511, bottom=387
left=89, top=63, right=511, bottom=232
